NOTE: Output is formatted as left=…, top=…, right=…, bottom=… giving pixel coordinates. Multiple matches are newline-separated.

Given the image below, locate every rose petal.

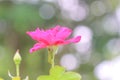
left=30, top=43, right=47, bottom=53
left=56, top=26, right=72, bottom=39
left=27, top=25, right=81, bottom=53
left=63, top=36, right=81, bottom=45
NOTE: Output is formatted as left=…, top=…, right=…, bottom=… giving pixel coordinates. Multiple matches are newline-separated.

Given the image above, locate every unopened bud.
left=13, top=50, right=22, bottom=65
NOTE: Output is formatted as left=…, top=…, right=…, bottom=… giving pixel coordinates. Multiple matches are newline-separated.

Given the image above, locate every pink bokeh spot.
left=27, top=25, right=81, bottom=53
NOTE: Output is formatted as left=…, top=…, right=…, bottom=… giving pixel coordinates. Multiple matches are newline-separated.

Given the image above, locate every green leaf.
left=60, top=72, right=81, bottom=80
left=37, top=75, right=53, bottom=80
left=50, top=65, right=65, bottom=77
left=37, top=65, right=81, bottom=80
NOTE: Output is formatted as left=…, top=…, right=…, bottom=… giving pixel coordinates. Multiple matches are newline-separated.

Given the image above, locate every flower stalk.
left=48, top=46, right=58, bottom=68
left=16, top=65, right=19, bottom=77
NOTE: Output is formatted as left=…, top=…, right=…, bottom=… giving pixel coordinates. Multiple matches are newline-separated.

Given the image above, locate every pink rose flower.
left=27, top=25, right=81, bottom=53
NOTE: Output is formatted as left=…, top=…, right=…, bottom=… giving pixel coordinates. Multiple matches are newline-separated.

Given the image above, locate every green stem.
left=48, top=46, right=58, bottom=68
left=51, top=52, right=55, bottom=68
left=16, top=64, right=19, bottom=77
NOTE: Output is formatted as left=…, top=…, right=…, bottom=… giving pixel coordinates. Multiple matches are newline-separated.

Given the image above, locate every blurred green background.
left=0, top=0, right=120, bottom=80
